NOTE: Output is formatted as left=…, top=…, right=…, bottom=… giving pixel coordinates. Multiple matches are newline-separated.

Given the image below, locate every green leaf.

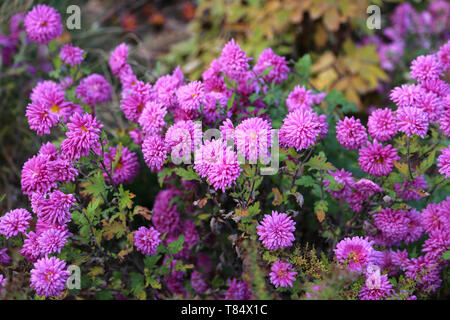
left=295, top=175, right=316, bottom=187
left=442, top=250, right=450, bottom=260
left=305, top=154, right=335, bottom=171
left=296, top=54, right=311, bottom=80
left=168, top=235, right=185, bottom=254
left=174, top=167, right=201, bottom=181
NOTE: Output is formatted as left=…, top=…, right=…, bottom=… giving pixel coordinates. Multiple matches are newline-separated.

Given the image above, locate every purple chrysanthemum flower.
left=219, top=39, right=250, bottom=81
left=410, top=54, right=443, bottom=82
left=165, top=120, right=202, bottom=159
left=190, top=270, right=208, bottom=294
left=374, top=208, right=410, bottom=245
left=0, top=208, right=32, bottom=239
left=323, top=169, right=355, bottom=199
left=31, top=190, right=75, bottom=226
left=21, top=155, right=56, bottom=196
left=48, top=157, right=79, bottom=183
left=420, top=78, right=450, bottom=98
left=0, top=248, right=10, bottom=266
left=346, top=179, right=382, bottom=213
left=395, top=106, right=429, bottom=138
left=368, top=108, right=398, bottom=142
left=254, top=48, right=289, bottom=84
left=234, top=117, right=271, bottom=163
left=138, top=101, right=167, bottom=135
left=202, top=59, right=226, bottom=93
left=394, top=175, right=428, bottom=201
left=279, top=108, right=323, bottom=151
left=120, top=81, right=153, bottom=123
left=413, top=91, right=443, bottom=123
left=176, top=81, right=205, bottom=112
left=30, top=256, right=70, bottom=297
left=133, top=226, right=161, bottom=256
left=37, top=227, right=69, bottom=255
left=60, top=112, right=103, bottom=161
left=103, top=145, right=139, bottom=185
left=334, top=236, right=374, bottom=272
left=405, top=256, right=442, bottom=292
left=390, top=84, right=425, bottom=108
left=152, top=189, right=182, bottom=236
left=257, top=211, right=296, bottom=250
left=421, top=200, right=450, bottom=236
left=269, top=260, right=297, bottom=288
left=359, top=273, right=393, bottom=300
left=153, top=68, right=184, bottom=108
left=437, top=146, right=450, bottom=178
left=358, top=141, right=399, bottom=177
left=24, top=5, right=62, bottom=44
left=336, top=116, right=368, bottom=150
left=109, top=43, right=129, bottom=77
left=439, top=111, right=450, bottom=136
left=422, top=229, right=450, bottom=261
left=142, top=134, right=167, bottom=172
left=75, top=74, right=112, bottom=106
left=20, top=231, right=42, bottom=262
left=286, top=85, right=314, bottom=112
left=59, top=44, right=84, bottom=67
left=437, top=40, right=450, bottom=71
left=225, top=279, right=251, bottom=300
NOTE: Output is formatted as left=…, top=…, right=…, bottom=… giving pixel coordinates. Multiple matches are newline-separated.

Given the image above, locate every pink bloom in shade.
left=31, top=190, right=75, bottom=226
left=202, top=92, right=229, bottom=124
left=421, top=201, right=450, bottom=236
left=219, top=39, right=250, bottom=81
left=142, top=134, right=167, bottom=172
left=176, top=81, right=205, bottom=112
left=236, top=71, right=261, bottom=97
left=59, top=44, right=84, bottom=67
left=164, top=258, right=186, bottom=295
left=220, top=118, right=235, bottom=141
left=173, top=105, right=199, bottom=122
left=75, top=74, right=112, bottom=106
left=165, top=120, right=203, bottom=159
left=404, top=209, right=424, bottom=244
left=167, top=220, right=199, bottom=259
left=120, top=81, right=153, bottom=123
left=323, top=169, right=355, bottom=199
left=317, top=114, right=329, bottom=140
left=103, top=146, right=139, bottom=185
left=285, top=85, right=314, bottom=112
left=358, top=141, right=399, bottom=177
left=225, top=279, right=252, bottom=300
left=437, top=145, right=450, bottom=178
left=439, top=111, right=450, bottom=136
left=420, top=78, right=450, bottom=98
left=24, top=5, right=62, bottom=44
left=334, top=236, right=374, bottom=272
left=368, top=108, right=398, bottom=142
left=394, top=175, right=428, bottom=201
left=21, top=155, right=56, bottom=196
left=405, top=256, right=442, bottom=292
left=257, top=211, right=296, bottom=250
left=202, top=59, right=226, bottom=93
left=422, top=230, right=450, bottom=261
left=0, top=248, right=10, bottom=265
left=109, top=43, right=129, bottom=77
left=437, top=40, right=450, bottom=71
left=373, top=209, right=410, bottom=246
left=138, top=101, right=167, bottom=135
left=395, top=106, right=429, bottom=138
left=60, top=113, right=103, bottom=161
left=120, top=71, right=138, bottom=94
left=359, top=273, right=393, bottom=300
left=279, top=108, right=323, bottom=151
left=269, top=260, right=297, bottom=288
left=390, top=84, right=425, bottom=108
left=347, top=178, right=383, bottom=213
left=60, top=76, right=74, bottom=89
left=20, top=231, right=42, bottom=262
left=234, top=117, right=272, bottom=163
left=152, top=189, right=182, bottom=236
left=30, top=256, right=70, bottom=297
left=312, top=92, right=327, bottom=105
left=413, top=91, right=443, bottom=123
left=410, top=54, right=443, bottom=82
left=391, top=249, right=409, bottom=270
left=129, top=127, right=143, bottom=146
left=254, top=48, right=290, bottom=84
left=154, top=70, right=184, bottom=108
left=133, top=226, right=161, bottom=256
left=0, top=209, right=32, bottom=239
left=39, top=142, right=58, bottom=160
left=37, top=228, right=69, bottom=255
left=190, top=270, right=208, bottom=294
left=336, top=116, right=368, bottom=150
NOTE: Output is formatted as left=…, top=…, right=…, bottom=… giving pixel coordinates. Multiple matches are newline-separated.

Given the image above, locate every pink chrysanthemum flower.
left=234, top=117, right=271, bottom=163
left=257, top=211, right=296, bottom=250
left=134, top=226, right=161, bottom=256
left=20, top=231, right=41, bottom=262
left=75, top=74, right=112, bottom=106
left=48, top=157, right=79, bottom=183
left=346, top=179, right=382, bottom=213
left=153, top=68, right=184, bottom=108
left=395, top=106, right=429, bottom=138
left=176, top=81, right=205, bottom=112
left=21, top=155, right=56, bottom=196
left=359, top=273, right=393, bottom=300
left=202, top=59, right=226, bottom=93
left=410, top=54, right=443, bottom=82
left=374, top=208, right=410, bottom=245
left=31, top=190, right=75, bottom=226
left=286, top=85, right=314, bottom=112
left=437, top=146, right=450, bottom=178
left=0, top=209, right=32, bottom=239
left=109, top=43, right=129, bottom=77
left=390, top=84, right=425, bottom=108
left=422, top=230, right=450, bottom=261
left=129, top=127, right=143, bottom=146
left=439, top=111, right=450, bottom=136
left=165, top=120, right=202, bottom=160
left=138, top=101, right=167, bottom=135
left=368, top=108, right=398, bottom=142
left=30, top=256, right=70, bottom=297
left=60, top=112, right=103, bottom=161
left=421, top=199, right=450, bottom=236
left=24, top=5, right=62, bottom=44
left=191, top=270, right=208, bottom=294
left=279, top=108, right=323, bottom=151
left=103, top=145, right=139, bottom=185
left=152, top=190, right=182, bottom=236
left=254, top=48, right=290, bottom=84
left=269, top=260, right=297, bottom=288
left=334, top=236, right=374, bottom=272
left=59, top=44, right=84, bottom=67
left=420, top=78, right=450, bottom=98
left=25, top=102, right=59, bottom=136
left=202, top=92, right=229, bottom=124
left=219, top=39, right=250, bottom=81
left=220, top=118, right=235, bottom=141
left=413, top=91, right=443, bottom=123
left=120, top=81, right=153, bottom=123
left=336, top=116, right=368, bottom=150
left=225, top=279, right=252, bottom=300
left=0, top=248, right=10, bottom=266
left=437, top=40, right=450, bottom=71
left=323, top=169, right=355, bottom=199
left=37, top=227, right=69, bottom=255
left=394, top=175, right=428, bottom=201
left=358, top=141, right=399, bottom=177
left=405, top=256, right=442, bottom=292
left=142, top=134, right=167, bottom=172
left=38, top=142, right=58, bottom=160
